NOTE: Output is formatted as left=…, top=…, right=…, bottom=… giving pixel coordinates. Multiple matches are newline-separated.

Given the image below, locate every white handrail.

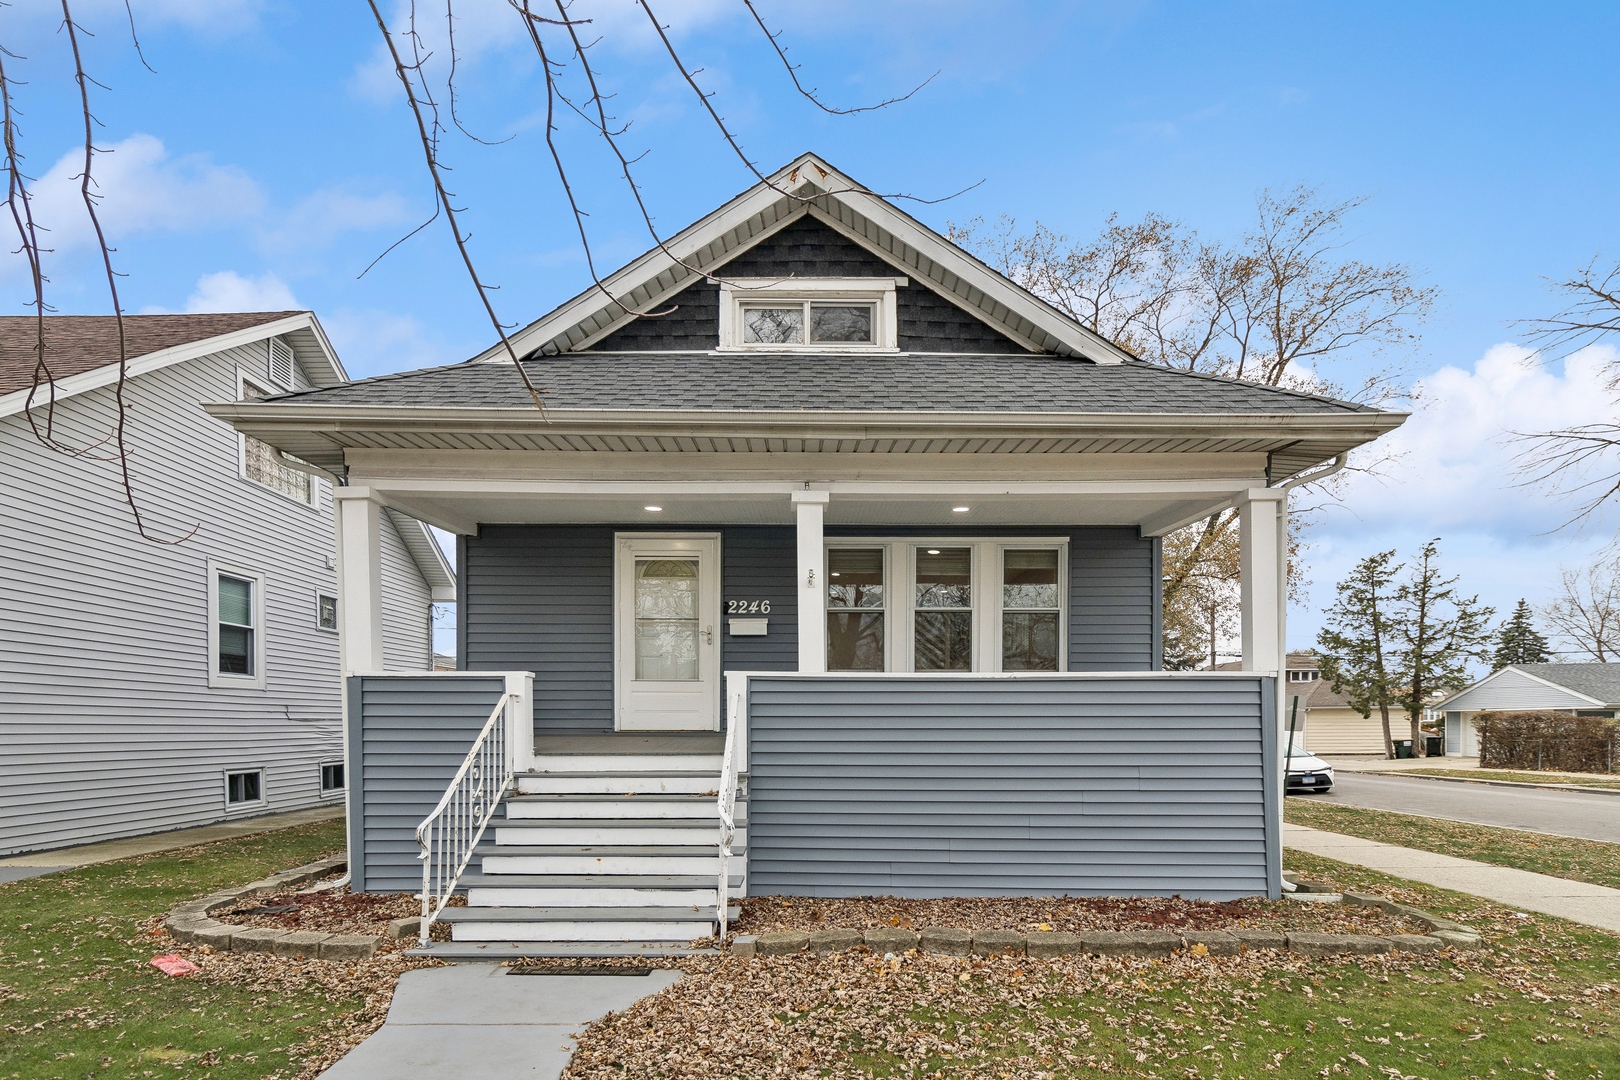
left=716, top=683, right=743, bottom=943
left=415, top=691, right=516, bottom=947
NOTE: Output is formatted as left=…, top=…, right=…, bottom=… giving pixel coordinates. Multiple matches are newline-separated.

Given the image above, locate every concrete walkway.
left=0, top=805, right=343, bottom=883
left=319, top=964, right=682, bottom=1079
left=1285, top=823, right=1620, bottom=934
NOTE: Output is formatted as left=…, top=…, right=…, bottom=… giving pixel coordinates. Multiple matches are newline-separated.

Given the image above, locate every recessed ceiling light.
left=952, top=506, right=971, bottom=513
left=830, top=572, right=841, bottom=577
left=644, top=505, right=663, bottom=512
left=926, top=549, right=941, bottom=555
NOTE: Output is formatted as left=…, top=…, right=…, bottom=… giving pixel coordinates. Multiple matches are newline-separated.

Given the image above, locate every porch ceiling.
left=358, top=483, right=1244, bottom=537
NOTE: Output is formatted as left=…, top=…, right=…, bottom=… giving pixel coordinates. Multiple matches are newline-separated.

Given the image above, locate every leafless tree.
left=1540, top=561, right=1620, bottom=663
left=1514, top=258, right=1620, bottom=524
left=955, top=189, right=1434, bottom=648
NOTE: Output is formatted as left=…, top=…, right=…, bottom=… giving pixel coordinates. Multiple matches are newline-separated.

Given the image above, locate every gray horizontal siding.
left=462, top=526, right=799, bottom=732
left=745, top=675, right=1276, bottom=899
left=347, top=674, right=508, bottom=893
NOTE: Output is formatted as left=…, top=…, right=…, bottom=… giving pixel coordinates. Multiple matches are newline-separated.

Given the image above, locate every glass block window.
left=240, top=378, right=312, bottom=504
left=827, top=548, right=885, bottom=671
left=1002, top=549, right=1061, bottom=671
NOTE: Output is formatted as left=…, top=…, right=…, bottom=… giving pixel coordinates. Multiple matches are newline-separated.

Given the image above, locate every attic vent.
left=267, top=337, right=295, bottom=389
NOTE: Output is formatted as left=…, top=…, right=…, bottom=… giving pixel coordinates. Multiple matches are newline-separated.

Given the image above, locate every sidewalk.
left=1327, top=756, right=1480, bottom=773
left=1284, top=823, right=1620, bottom=934
left=319, top=964, right=682, bottom=1079
left=0, top=805, right=343, bottom=884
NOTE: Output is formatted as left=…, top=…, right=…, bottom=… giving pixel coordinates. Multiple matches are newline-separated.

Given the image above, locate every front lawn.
left=0, top=818, right=364, bottom=1080
left=1393, top=767, right=1620, bottom=791
left=566, top=855, right=1620, bottom=1078
left=1285, top=796, right=1620, bottom=890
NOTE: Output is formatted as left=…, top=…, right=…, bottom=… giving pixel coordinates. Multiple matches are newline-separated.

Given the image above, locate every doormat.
left=506, top=964, right=654, bottom=976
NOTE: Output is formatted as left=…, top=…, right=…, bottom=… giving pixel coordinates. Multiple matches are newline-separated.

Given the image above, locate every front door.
left=614, top=533, right=722, bottom=731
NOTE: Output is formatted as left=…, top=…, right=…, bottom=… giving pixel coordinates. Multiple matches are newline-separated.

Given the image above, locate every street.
left=1308, top=771, right=1620, bottom=844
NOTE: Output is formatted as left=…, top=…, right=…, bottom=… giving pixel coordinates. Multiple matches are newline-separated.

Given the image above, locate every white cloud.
left=259, top=187, right=414, bottom=253
left=30, top=134, right=262, bottom=250
left=318, top=308, right=463, bottom=379
left=184, top=271, right=300, bottom=312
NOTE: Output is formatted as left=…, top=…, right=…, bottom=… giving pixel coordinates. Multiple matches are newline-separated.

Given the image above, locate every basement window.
left=718, top=278, right=900, bottom=353
left=225, top=769, right=264, bottom=808
left=319, top=762, right=345, bottom=795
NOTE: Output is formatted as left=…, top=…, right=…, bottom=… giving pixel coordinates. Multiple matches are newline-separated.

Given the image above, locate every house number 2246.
left=727, top=600, right=771, bottom=614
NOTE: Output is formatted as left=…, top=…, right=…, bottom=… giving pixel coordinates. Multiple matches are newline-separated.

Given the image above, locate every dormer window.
left=719, top=278, right=900, bottom=353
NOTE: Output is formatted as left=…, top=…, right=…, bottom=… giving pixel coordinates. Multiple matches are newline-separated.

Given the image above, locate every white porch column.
left=792, top=490, right=830, bottom=673
left=335, top=489, right=385, bottom=674
left=1238, top=488, right=1286, bottom=675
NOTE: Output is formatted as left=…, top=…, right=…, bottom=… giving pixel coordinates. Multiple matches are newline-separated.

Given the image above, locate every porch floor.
left=533, top=732, right=725, bottom=755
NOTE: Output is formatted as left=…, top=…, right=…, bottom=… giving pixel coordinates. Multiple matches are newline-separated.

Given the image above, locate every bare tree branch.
left=740, top=0, right=937, bottom=115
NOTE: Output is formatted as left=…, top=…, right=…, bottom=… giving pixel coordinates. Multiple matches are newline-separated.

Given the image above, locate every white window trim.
left=208, top=559, right=268, bottom=690
left=717, top=277, right=902, bottom=353
left=315, top=589, right=339, bottom=634
left=237, top=371, right=319, bottom=509
left=223, top=767, right=267, bottom=812
left=825, top=537, right=1068, bottom=673
left=318, top=759, right=346, bottom=797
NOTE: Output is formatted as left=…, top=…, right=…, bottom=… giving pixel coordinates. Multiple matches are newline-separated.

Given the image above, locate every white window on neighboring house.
left=316, top=592, right=338, bottom=632
left=239, top=374, right=314, bottom=505
left=319, top=761, right=345, bottom=795
left=209, top=561, right=267, bottom=689
left=717, top=278, right=901, bottom=353
left=225, top=768, right=264, bottom=808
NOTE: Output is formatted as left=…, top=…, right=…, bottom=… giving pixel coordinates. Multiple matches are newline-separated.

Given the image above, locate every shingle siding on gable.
left=587, top=216, right=1033, bottom=354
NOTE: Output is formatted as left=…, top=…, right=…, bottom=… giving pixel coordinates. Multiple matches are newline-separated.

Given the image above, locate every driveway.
left=1309, top=772, right=1620, bottom=844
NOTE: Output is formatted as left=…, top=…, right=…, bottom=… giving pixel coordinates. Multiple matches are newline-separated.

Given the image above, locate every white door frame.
left=613, top=532, right=723, bottom=731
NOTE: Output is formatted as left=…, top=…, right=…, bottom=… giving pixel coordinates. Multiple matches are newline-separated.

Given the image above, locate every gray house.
left=0, top=312, right=453, bottom=857
left=1433, top=663, right=1620, bottom=757
left=211, top=154, right=1405, bottom=957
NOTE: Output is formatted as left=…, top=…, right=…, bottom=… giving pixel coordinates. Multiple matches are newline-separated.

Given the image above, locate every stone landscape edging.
left=162, top=854, right=381, bottom=961
left=729, top=892, right=1484, bottom=960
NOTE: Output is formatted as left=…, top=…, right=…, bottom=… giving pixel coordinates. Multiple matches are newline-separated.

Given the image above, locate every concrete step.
left=439, top=905, right=738, bottom=923
left=450, top=919, right=716, bottom=943
left=516, top=773, right=720, bottom=796
left=503, top=795, right=747, bottom=821
left=463, top=873, right=742, bottom=909
left=530, top=754, right=724, bottom=774
left=489, top=823, right=745, bottom=847
left=481, top=850, right=729, bottom=876
left=408, top=940, right=717, bottom=959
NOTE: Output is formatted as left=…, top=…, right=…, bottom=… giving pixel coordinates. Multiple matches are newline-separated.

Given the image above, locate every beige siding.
left=1303, top=707, right=1389, bottom=755
left=0, top=343, right=435, bottom=856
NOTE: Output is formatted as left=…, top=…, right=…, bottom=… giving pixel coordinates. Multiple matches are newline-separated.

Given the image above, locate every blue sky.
left=7, top=1, right=1619, bottom=657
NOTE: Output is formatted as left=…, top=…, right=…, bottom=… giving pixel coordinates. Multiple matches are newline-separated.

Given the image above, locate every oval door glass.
left=634, top=558, right=700, bottom=681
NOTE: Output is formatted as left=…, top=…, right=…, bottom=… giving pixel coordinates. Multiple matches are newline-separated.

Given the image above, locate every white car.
left=1285, top=747, right=1335, bottom=794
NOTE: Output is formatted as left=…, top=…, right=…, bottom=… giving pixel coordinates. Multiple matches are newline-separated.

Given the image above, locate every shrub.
left=1474, top=711, right=1618, bottom=773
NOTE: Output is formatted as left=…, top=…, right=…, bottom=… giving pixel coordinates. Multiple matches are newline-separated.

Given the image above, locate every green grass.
left=1394, top=767, right=1620, bottom=790
left=0, top=819, right=351, bottom=1080
left=1285, top=796, right=1620, bottom=891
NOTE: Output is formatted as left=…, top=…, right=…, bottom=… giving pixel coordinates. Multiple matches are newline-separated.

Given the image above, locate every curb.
left=162, top=854, right=382, bottom=961
left=1366, top=771, right=1620, bottom=797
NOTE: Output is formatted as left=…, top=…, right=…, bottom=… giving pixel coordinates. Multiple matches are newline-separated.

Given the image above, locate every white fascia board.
left=0, top=312, right=331, bottom=420
left=472, top=152, right=1133, bottom=365
left=203, top=403, right=1406, bottom=444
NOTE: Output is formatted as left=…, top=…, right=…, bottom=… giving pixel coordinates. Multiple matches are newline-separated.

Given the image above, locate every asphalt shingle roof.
left=261, top=352, right=1379, bottom=414
left=0, top=312, right=304, bottom=395
left=1512, top=663, right=1620, bottom=706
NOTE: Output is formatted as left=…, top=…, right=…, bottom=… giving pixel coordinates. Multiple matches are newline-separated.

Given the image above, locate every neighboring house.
left=0, top=312, right=454, bottom=857
left=1432, top=663, right=1620, bottom=757
left=1277, top=651, right=1389, bottom=755
left=211, top=153, right=1405, bottom=956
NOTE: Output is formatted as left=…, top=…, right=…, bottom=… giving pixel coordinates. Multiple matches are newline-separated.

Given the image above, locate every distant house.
left=1227, top=650, right=1390, bottom=755
left=0, top=312, right=453, bottom=857
left=1431, top=663, right=1620, bottom=758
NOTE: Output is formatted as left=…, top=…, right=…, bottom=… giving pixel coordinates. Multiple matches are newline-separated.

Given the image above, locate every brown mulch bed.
left=733, top=893, right=1428, bottom=937
left=223, top=878, right=463, bottom=944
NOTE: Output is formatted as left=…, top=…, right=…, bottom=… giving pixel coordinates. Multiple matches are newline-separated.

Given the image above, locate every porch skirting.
left=741, top=673, right=1279, bottom=901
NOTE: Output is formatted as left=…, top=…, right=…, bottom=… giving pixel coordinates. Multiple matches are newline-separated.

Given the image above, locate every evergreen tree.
left=1392, top=540, right=1495, bottom=755
left=1317, top=551, right=1403, bottom=759
left=1493, top=599, right=1552, bottom=669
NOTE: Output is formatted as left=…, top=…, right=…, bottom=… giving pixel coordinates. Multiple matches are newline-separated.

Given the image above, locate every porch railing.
left=415, top=691, right=516, bottom=946
left=716, top=681, right=745, bottom=943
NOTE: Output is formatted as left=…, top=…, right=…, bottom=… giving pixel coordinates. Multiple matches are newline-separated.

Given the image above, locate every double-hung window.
left=209, top=561, right=266, bottom=688
left=826, top=540, right=1067, bottom=673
